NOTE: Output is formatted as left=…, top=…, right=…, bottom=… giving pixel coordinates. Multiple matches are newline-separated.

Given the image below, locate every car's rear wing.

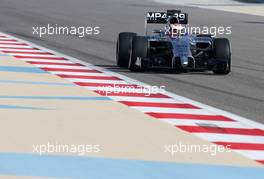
left=144, top=10, right=188, bottom=35
left=146, top=10, right=188, bottom=24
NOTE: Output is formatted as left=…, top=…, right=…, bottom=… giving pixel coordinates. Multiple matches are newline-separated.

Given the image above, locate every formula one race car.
left=116, top=10, right=231, bottom=74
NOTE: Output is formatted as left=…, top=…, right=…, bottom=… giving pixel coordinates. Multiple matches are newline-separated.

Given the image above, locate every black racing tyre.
left=129, top=36, right=148, bottom=72
left=116, top=32, right=136, bottom=68
left=213, top=38, right=231, bottom=75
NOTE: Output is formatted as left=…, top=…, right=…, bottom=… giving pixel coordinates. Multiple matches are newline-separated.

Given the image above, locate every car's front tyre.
left=213, top=38, right=231, bottom=75
left=129, top=36, right=148, bottom=72
left=116, top=32, right=136, bottom=68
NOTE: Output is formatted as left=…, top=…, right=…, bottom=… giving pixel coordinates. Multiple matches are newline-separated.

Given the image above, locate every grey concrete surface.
left=0, top=0, right=263, bottom=122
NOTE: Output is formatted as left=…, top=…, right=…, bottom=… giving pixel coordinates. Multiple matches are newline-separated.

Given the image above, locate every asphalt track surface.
left=0, top=0, right=263, bottom=123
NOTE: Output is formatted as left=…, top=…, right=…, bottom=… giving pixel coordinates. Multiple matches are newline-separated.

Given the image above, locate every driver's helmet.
left=168, top=16, right=185, bottom=37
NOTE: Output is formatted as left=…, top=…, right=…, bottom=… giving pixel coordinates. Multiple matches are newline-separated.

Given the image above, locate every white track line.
left=50, top=71, right=109, bottom=76
left=195, top=133, right=264, bottom=144
left=0, top=37, right=12, bottom=40
left=0, top=41, right=23, bottom=44
left=0, top=45, right=31, bottom=48
left=22, top=59, right=74, bottom=63
left=0, top=49, right=44, bottom=52
left=235, top=150, right=264, bottom=160
left=161, top=119, right=254, bottom=129
left=32, top=64, right=88, bottom=69
left=66, top=78, right=129, bottom=84
left=107, top=96, right=180, bottom=103
left=7, top=53, right=56, bottom=57
left=132, top=106, right=212, bottom=115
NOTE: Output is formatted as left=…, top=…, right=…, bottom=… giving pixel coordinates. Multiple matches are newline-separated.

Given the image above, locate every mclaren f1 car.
left=116, top=10, right=231, bottom=74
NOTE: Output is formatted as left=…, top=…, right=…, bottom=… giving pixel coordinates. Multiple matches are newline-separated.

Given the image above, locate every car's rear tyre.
left=129, top=36, right=148, bottom=72
left=213, top=38, right=231, bottom=75
left=116, top=32, right=136, bottom=68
